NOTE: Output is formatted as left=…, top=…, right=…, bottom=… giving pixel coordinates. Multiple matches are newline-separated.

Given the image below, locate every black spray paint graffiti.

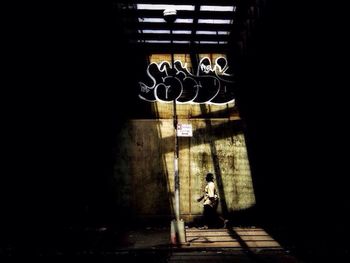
left=139, top=57, right=235, bottom=105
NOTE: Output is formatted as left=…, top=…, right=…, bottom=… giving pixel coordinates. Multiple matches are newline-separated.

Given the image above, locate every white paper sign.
left=177, top=124, right=193, bottom=137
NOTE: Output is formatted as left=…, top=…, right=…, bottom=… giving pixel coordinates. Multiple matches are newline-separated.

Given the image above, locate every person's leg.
left=203, top=205, right=211, bottom=229
left=207, top=205, right=218, bottom=228
left=219, top=215, right=229, bottom=228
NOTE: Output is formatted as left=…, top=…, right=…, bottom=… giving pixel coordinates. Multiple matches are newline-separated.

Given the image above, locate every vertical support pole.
left=166, top=10, right=186, bottom=245
left=173, top=97, right=179, bottom=220
left=171, top=29, right=180, bottom=221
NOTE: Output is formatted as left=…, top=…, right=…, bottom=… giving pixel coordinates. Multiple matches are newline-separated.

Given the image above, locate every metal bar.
left=171, top=26, right=180, bottom=221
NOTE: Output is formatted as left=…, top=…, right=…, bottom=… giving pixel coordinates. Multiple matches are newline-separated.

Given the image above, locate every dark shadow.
left=154, top=103, right=175, bottom=219
left=226, top=227, right=271, bottom=263
left=187, top=236, right=214, bottom=243
left=191, top=104, right=239, bottom=119
left=200, top=104, right=229, bottom=220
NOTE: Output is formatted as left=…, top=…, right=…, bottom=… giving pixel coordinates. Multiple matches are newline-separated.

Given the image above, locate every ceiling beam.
left=115, top=0, right=237, bottom=6
left=133, top=22, right=234, bottom=31
left=123, top=9, right=236, bottom=20
left=132, top=33, right=230, bottom=42
left=128, top=42, right=230, bottom=53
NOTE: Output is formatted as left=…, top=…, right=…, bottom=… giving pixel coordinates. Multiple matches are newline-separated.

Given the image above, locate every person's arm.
left=197, top=195, right=204, bottom=202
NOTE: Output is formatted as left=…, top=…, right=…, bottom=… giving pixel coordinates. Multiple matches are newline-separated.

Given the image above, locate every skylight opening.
left=195, top=41, right=218, bottom=44
left=144, top=40, right=171, bottom=43
left=173, top=30, right=192, bottom=34
left=200, top=6, right=236, bottom=12
left=196, top=31, right=217, bottom=35
left=174, top=19, right=193, bottom=24
left=138, top=18, right=165, bottom=23
left=198, top=19, right=233, bottom=24
left=141, top=30, right=170, bottom=34
left=195, top=31, right=230, bottom=35
left=137, top=4, right=195, bottom=11
left=173, top=40, right=190, bottom=44
left=138, top=18, right=193, bottom=24
left=194, top=41, right=228, bottom=45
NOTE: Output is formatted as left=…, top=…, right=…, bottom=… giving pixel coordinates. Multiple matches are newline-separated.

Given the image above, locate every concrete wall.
left=113, top=103, right=255, bottom=222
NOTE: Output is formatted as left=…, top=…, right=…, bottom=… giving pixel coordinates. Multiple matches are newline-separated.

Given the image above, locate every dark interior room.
left=2, top=1, right=349, bottom=261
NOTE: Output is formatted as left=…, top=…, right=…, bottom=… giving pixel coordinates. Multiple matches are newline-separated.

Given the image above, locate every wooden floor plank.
left=188, top=241, right=282, bottom=248
left=185, top=228, right=282, bottom=250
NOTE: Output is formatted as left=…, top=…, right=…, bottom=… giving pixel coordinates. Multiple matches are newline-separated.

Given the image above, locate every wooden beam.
left=115, top=0, right=237, bottom=6
left=133, top=22, right=234, bottom=31
left=132, top=33, right=230, bottom=42
left=123, top=9, right=236, bottom=20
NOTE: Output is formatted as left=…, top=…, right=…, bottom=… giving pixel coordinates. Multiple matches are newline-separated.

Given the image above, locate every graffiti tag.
left=138, top=57, right=235, bottom=105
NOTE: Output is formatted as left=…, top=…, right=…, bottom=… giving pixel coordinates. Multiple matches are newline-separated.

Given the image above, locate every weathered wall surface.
left=113, top=110, right=255, bottom=222
left=114, top=52, right=254, bottom=222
